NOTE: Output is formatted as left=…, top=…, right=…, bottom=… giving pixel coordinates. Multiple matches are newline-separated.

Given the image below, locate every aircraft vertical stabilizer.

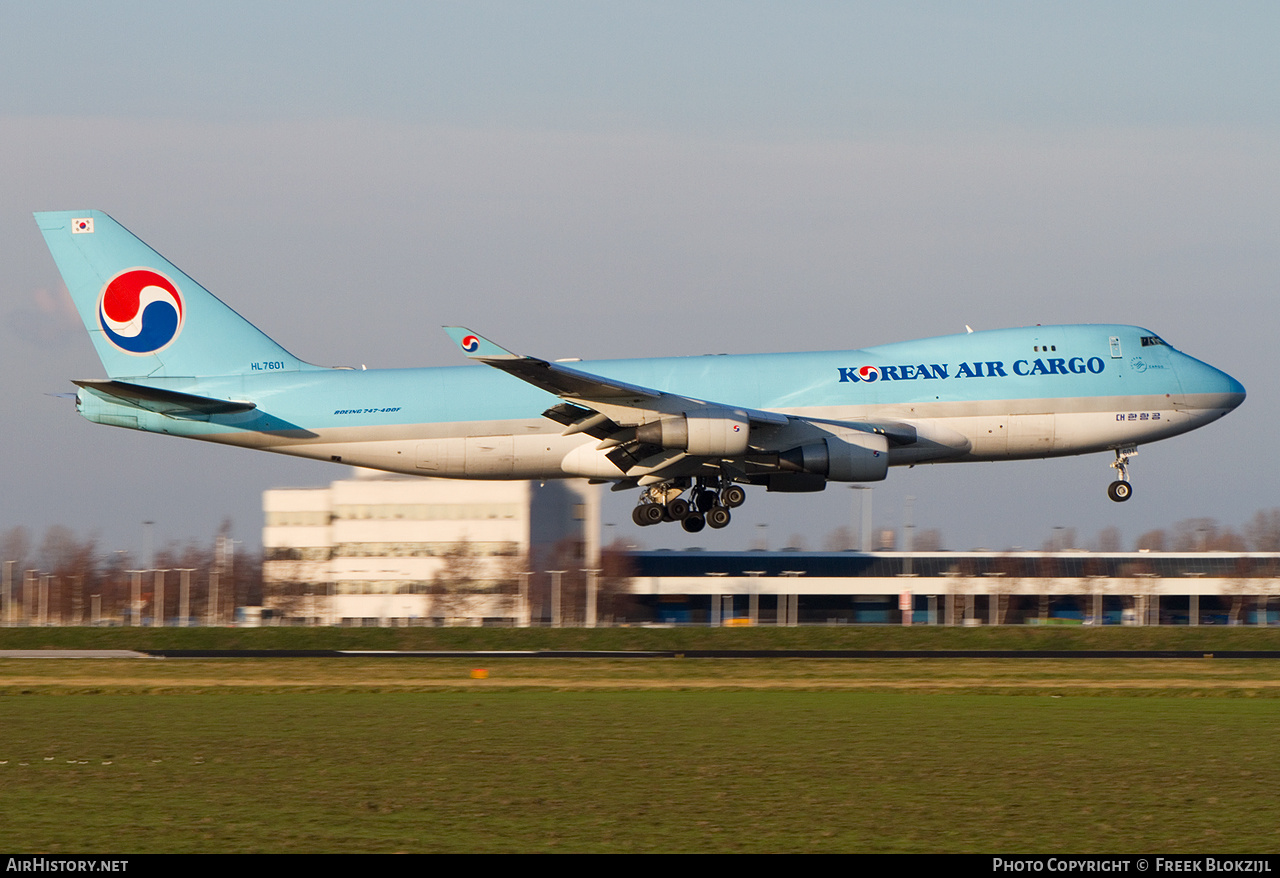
left=34, top=210, right=314, bottom=379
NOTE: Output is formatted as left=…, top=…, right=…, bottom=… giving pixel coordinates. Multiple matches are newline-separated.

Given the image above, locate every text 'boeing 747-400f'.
left=36, top=210, right=1245, bottom=533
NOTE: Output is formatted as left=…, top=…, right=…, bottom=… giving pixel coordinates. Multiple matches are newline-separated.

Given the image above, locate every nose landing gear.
left=1108, top=447, right=1136, bottom=502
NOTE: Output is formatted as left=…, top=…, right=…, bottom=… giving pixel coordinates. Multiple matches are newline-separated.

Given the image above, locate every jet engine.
left=635, top=410, right=750, bottom=457
left=778, top=428, right=889, bottom=482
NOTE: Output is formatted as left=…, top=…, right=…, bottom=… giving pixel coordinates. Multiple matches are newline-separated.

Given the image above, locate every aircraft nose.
left=1209, top=363, right=1246, bottom=410
left=1222, top=370, right=1246, bottom=409
left=1179, top=355, right=1245, bottom=413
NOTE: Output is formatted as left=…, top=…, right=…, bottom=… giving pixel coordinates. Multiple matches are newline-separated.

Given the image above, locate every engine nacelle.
left=778, top=429, right=888, bottom=482
left=635, top=410, right=750, bottom=457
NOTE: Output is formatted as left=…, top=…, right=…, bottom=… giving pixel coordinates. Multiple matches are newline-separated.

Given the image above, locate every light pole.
left=176, top=568, right=196, bottom=627
left=153, top=569, right=169, bottom=627
left=707, top=572, right=729, bottom=627
left=518, top=571, right=532, bottom=628
left=903, top=495, right=916, bottom=577
left=127, top=570, right=145, bottom=627
left=581, top=568, right=601, bottom=628
left=547, top=570, right=566, bottom=628
left=39, top=574, right=49, bottom=627
left=208, top=568, right=219, bottom=627
left=744, top=571, right=766, bottom=625
left=3, top=560, right=12, bottom=627
left=849, top=486, right=872, bottom=552
left=24, top=570, right=36, bottom=625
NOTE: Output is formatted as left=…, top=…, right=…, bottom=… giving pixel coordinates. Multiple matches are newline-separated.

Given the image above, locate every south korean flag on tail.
left=71, top=218, right=94, bottom=234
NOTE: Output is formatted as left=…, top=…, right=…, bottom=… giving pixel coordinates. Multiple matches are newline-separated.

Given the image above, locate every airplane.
left=35, top=210, right=1246, bottom=534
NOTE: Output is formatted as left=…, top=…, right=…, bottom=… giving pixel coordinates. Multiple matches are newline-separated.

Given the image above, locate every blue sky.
left=3, top=2, right=1278, bottom=556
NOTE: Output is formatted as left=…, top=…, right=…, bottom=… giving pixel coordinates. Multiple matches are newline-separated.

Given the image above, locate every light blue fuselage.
left=77, top=323, right=1243, bottom=480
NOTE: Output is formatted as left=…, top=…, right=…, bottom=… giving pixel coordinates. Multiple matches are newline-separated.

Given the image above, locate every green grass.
left=2, top=689, right=1277, bottom=853
left=2, top=624, right=1280, bottom=652
left=2, top=655, right=1280, bottom=852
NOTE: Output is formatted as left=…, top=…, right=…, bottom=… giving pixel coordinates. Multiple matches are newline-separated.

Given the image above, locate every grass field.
left=2, top=649, right=1280, bottom=853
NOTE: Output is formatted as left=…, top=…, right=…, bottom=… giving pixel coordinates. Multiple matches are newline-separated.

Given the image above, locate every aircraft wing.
left=442, top=327, right=789, bottom=429
left=443, top=326, right=802, bottom=483
left=442, top=328, right=969, bottom=485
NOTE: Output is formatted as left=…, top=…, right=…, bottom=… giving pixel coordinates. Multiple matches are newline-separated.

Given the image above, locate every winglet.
left=442, top=327, right=521, bottom=360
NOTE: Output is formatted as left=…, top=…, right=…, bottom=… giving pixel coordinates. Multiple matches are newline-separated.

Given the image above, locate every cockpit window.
left=1140, top=336, right=1166, bottom=347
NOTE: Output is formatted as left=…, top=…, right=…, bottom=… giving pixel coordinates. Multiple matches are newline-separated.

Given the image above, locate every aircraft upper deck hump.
left=34, top=210, right=316, bottom=380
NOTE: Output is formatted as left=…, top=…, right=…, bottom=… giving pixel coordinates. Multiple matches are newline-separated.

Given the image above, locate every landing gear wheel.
left=693, top=489, right=718, bottom=513
left=1108, top=447, right=1137, bottom=503
left=706, top=506, right=732, bottom=529
left=681, top=514, right=706, bottom=533
left=721, top=485, right=746, bottom=508
left=667, top=498, right=691, bottom=520
left=635, top=504, right=665, bottom=526
left=1107, top=480, right=1132, bottom=503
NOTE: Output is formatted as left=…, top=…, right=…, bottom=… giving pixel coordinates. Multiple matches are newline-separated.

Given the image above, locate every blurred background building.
left=10, top=477, right=1272, bottom=627
left=625, top=550, right=1280, bottom=627
left=262, top=468, right=599, bottom=625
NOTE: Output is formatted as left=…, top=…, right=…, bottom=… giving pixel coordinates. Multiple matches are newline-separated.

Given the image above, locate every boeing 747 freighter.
left=36, top=210, right=1245, bottom=533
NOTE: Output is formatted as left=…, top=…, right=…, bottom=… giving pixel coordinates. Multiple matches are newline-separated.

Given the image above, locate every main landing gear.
left=1107, top=447, right=1136, bottom=502
left=632, top=477, right=746, bottom=532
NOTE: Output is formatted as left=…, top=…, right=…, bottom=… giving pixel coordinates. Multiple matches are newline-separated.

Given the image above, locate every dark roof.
left=626, top=551, right=1280, bottom=579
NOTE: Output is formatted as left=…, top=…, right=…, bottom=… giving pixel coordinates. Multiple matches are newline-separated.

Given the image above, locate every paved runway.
left=25, top=648, right=1280, bottom=659
left=5, top=648, right=1280, bottom=659
left=0, top=650, right=152, bottom=659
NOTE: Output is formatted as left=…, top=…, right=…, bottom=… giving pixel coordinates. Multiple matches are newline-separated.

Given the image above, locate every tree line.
left=3, top=509, right=1278, bottom=624
left=1, top=523, right=260, bottom=625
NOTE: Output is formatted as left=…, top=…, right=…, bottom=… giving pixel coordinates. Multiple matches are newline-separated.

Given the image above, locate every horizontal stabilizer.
left=73, top=379, right=256, bottom=416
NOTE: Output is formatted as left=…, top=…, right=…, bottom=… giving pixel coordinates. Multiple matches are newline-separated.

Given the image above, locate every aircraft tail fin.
left=34, top=210, right=314, bottom=379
